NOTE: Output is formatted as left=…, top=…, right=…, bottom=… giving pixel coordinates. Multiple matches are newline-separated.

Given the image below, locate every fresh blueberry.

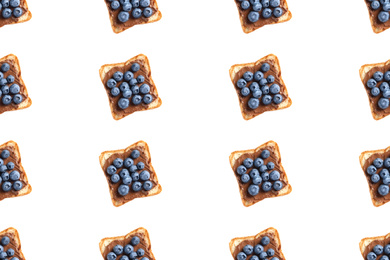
left=112, top=158, right=123, bottom=169
left=383, top=176, right=390, bottom=185
left=248, top=11, right=260, bottom=22
left=113, top=72, right=123, bottom=82
left=142, top=94, right=153, bottom=104
left=107, top=79, right=117, bottom=88
left=373, top=245, right=383, bottom=255
left=367, top=252, right=377, bottom=260
left=243, top=71, right=254, bottom=82
left=259, top=78, right=268, bottom=86
left=243, top=158, right=253, bottom=168
left=261, top=86, right=269, bottom=95
left=1, top=172, right=8, bottom=181
left=107, top=165, right=117, bottom=175
left=243, top=245, right=253, bottom=255
left=248, top=184, right=260, bottom=196
left=13, top=7, right=22, bottom=18
left=267, top=248, right=275, bottom=256
left=124, top=71, right=134, bottom=81
left=130, top=85, right=139, bottom=93
left=120, top=256, right=130, bottom=260
left=124, top=244, right=134, bottom=254
left=262, top=8, right=272, bottom=18
left=237, top=78, right=247, bottom=88
left=107, top=252, right=117, bottom=260
left=380, top=82, right=390, bottom=92
left=131, top=63, right=140, bottom=72
left=241, top=1, right=250, bottom=10
left=113, top=245, right=123, bottom=255
left=371, top=87, right=381, bottom=97
left=241, top=87, right=250, bottom=97
left=1, top=150, right=9, bottom=159
left=110, top=173, right=121, bottom=183
left=131, top=236, right=140, bottom=246
left=130, top=149, right=140, bottom=159
left=267, top=75, right=275, bottom=83
left=111, top=1, right=120, bottom=10
left=6, top=75, right=14, bottom=83
left=111, top=87, right=121, bottom=97
left=140, top=170, right=150, bottom=181
left=118, top=11, right=130, bottom=22
left=380, top=256, right=389, bottom=260
left=136, top=75, right=145, bottom=84
left=378, top=184, right=390, bottom=196
left=118, top=185, right=129, bottom=196
left=136, top=162, right=144, bottom=170
left=367, top=79, right=377, bottom=88
left=9, top=170, right=20, bottom=181
left=367, top=165, right=377, bottom=175
left=270, top=0, right=280, bottom=7
left=254, top=244, right=264, bottom=254
left=385, top=71, right=390, bottom=81
left=132, top=181, right=142, bottom=191
left=267, top=162, right=275, bottom=170
left=1, top=8, right=11, bottom=18
left=0, top=62, right=9, bottom=72
left=378, top=98, right=390, bottom=109
left=140, top=0, right=150, bottom=7
left=261, top=63, right=270, bottom=72
left=254, top=71, right=264, bottom=81
left=136, top=248, right=145, bottom=256
left=132, top=95, right=142, bottom=105
left=383, top=90, right=390, bottom=98
left=2, top=181, right=11, bottom=192
left=249, top=256, right=260, bottom=260
left=123, top=2, right=132, bottom=11
left=1, top=85, right=8, bottom=94
left=123, top=90, right=132, bottom=99
left=259, top=164, right=268, bottom=173
left=248, top=98, right=260, bottom=109
left=241, top=174, right=250, bottom=183
left=253, top=3, right=262, bottom=11
left=9, top=84, right=19, bottom=94
left=371, top=174, right=381, bottom=183
left=237, top=252, right=247, bottom=260
left=118, top=98, right=130, bottom=109
left=129, top=251, right=138, bottom=259
left=0, top=78, right=6, bottom=86
left=0, top=165, right=6, bottom=173
left=261, top=0, right=270, bottom=7
left=12, top=94, right=22, bottom=104
left=269, top=84, right=280, bottom=95
left=261, top=236, right=270, bottom=246
left=249, top=82, right=260, bottom=92
left=259, top=251, right=268, bottom=259
left=132, top=8, right=142, bottom=18
left=119, top=82, right=130, bottom=92
left=249, top=168, right=260, bottom=178
left=384, top=244, right=390, bottom=255
left=129, top=165, right=138, bottom=173
left=269, top=170, right=280, bottom=181
left=371, top=0, right=381, bottom=9
left=0, top=72, right=2, bottom=79
left=143, top=7, right=153, bottom=18
left=385, top=3, right=390, bottom=11
left=124, top=158, right=134, bottom=168
left=379, top=11, right=390, bottom=23
left=373, top=158, right=383, bottom=168
left=252, top=89, right=262, bottom=99
left=374, top=71, right=384, bottom=82
left=131, top=0, right=139, bottom=7
left=262, top=94, right=272, bottom=105
left=261, top=149, right=270, bottom=159
left=253, top=176, right=262, bottom=185
left=237, top=165, right=247, bottom=175
left=6, top=248, right=14, bottom=256
left=254, top=158, right=264, bottom=168
left=273, top=7, right=283, bottom=18
left=249, top=0, right=260, bottom=4
left=119, top=168, right=130, bottom=179
left=131, top=172, right=140, bottom=181
left=123, top=176, right=132, bottom=185
left=0, top=159, right=3, bottom=165
left=261, top=172, right=269, bottom=181
left=143, top=180, right=153, bottom=191
left=380, top=168, right=389, bottom=178
left=273, top=180, right=283, bottom=191
left=262, top=181, right=272, bottom=191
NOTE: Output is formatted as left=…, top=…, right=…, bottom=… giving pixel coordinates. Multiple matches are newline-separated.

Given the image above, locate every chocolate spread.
left=0, top=231, right=25, bottom=260
left=365, top=0, right=390, bottom=33
left=0, top=1, right=29, bottom=28
left=232, top=144, right=288, bottom=204
left=362, top=235, right=390, bottom=259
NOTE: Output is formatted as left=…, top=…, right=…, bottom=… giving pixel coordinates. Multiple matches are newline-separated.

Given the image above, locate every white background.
left=1, top=0, right=390, bottom=259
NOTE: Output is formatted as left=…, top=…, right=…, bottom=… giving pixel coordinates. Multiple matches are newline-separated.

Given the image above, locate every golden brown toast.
left=359, top=232, right=390, bottom=259
left=0, top=227, right=26, bottom=260
left=364, top=0, right=390, bottom=34
left=0, top=0, right=32, bottom=28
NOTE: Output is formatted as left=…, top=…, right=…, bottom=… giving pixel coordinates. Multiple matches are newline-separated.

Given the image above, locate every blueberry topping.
left=241, top=1, right=250, bottom=10
left=13, top=7, right=22, bottom=18
left=367, top=78, right=377, bottom=88
left=380, top=82, right=390, bottom=92
left=267, top=248, right=275, bottom=256
left=6, top=75, right=14, bottom=83
left=262, top=8, right=272, bottom=18
left=107, top=252, right=117, bottom=260
left=254, top=158, right=264, bottom=168
left=269, top=83, right=280, bottom=94
left=248, top=11, right=260, bottom=22
left=378, top=98, right=389, bottom=109
left=124, top=158, right=134, bottom=168
left=0, top=237, right=9, bottom=247
left=237, top=252, right=247, bottom=260
left=241, top=87, right=250, bottom=97
left=373, top=245, right=384, bottom=255
left=132, top=8, right=142, bottom=18
left=132, top=181, right=142, bottom=191
left=261, top=63, right=270, bottom=72
left=107, top=165, right=117, bottom=175
left=2, top=95, right=11, bottom=105
left=267, top=161, right=275, bottom=170
left=118, top=11, right=130, bottom=22
left=273, top=7, right=283, bottom=17
left=143, top=180, right=153, bottom=191
left=261, top=149, right=270, bottom=159
left=248, top=184, right=260, bottom=196
left=237, top=78, right=247, bottom=88
left=241, top=174, right=250, bottom=183
left=259, top=78, right=268, bottom=86
left=378, top=184, right=390, bottom=196
left=9, top=84, right=19, bottom=94
left=259, top=164, right=268, bottom=173
left=131, top=172, right=139, bottom=181
left=6, top=248, right=14, bottom=256
left=0, top=63, right=9, bottom=72
left=273, top=180, right=283, bottom=191
left=379, top=11, right=390, bottom=22
left=248, top=98, right=260, bottom=109
left=373, top=158, right=384, bottom=168
left=129, top=251, right=138, bottom=259
left=123, top=2, right=132, bottom=11
left=253, top=3, right=262, bottom=12
left=262, top=94, right=272, bottom=105
left=111, top=1, right=120, bottom=10
left=118, top=185, right=129, bottom=196
left=143, top=7, right=153, bottom=18
left=261, top=236, right=270, bottom=246
left=107, top=79, right=117, bottom=88
left=237, top=165, right=247, bottom=175
left=124, top=244, right=134, bottom=254
left=0, top=165, right=6, bottom=173
left=9, top=170, right=19, bottom=181
left=120, top=256, right=130, bottom=260
left=384, top=244, right=390, bottom=255
left=139, top=170, right=150, bottom=181
left=129, top=165, right=138, bottom=173
left=371, top=174, right=381, bottom=183
left=6, top=162, right=14, bottom=170
left=124, top=71, right=134, bottom=81
left=367, top=165, right=377, bottom=175
left=367, top=252, right=377, bottom=260
left=111, top=174, right=120, bottom=183
left=113, top=245, right=123, bottom=255
left=1, top=172, right=9, bottom=181
left=118, top=98, right=130, bottom=109
left=131, top=149, right=140, bottom=159
left=1, top=182, right=11, bottom=192
left=371, top=87, right=380, bottom=97
left=254, top=244, right=264, bottom=254
left=131, top=236, right=140, bottom=246
left=269, top=170, right=280, bottom=181
left=372, top=1, right=381, bottom=10
left=383, top=177, right=390, bottom=185
left=119, top=169, right=130, bottom=179
left=254, top=71, right=264, bottom=81
left=243, top=245, right=253, bottom=255
left=261, top=172, right=269, bottom=181
left=243, top=158, right=253, bottom=168
left=1, top=85, right=9, bottom=94
left=131, top=63, right=140, bottom=72
left=262, top=181, right=272, bottom=191
left=249, top=168, right=260, bottom=178
left=380, top=168, right=389, bottom=178
left=132, top=95, right=142, bottom=105
left=1, top=150, right=9, bottom=159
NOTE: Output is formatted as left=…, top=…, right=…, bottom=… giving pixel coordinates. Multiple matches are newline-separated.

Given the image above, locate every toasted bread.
left=0, top=227, right=26, bottom=260
left=99, top=54, right=162, bottom=120
left=229, top=54, right=292, bottom=120
left=0, top=54, right=32, bottom=115
left=359, top=232, right=390, bottom=259
left=234, top=0, right=292, bottom=34
left=0, top=140, right=31, bottom=202
left=104, top=0, right=162, bottom=34
left=0, top=1, right=32, bottom=29
left=229, top=140, right=291, bottom=207
left=359, top=145, right=390, bottom=207
left=364, top=1, right=390, bottom=34
left=229, top=227, right=285, bottom=260
left=99, top=227, right=156, bottom=260
left=99, top=140, right=162, bottom=207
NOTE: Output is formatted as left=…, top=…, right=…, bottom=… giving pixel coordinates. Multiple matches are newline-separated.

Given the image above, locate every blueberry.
left=123, top=2, right=132, bottom=11
left=13, top=7, right=22, bottom=18
left=249, top=168, right=260, bottom=178
left=6, top=248, right=14, bottom=256
left=241, top=1, right=250, bottom=10
left=124, top=71, right=134, bottom=82
left=113, top=245, right=123, bottom=255
left=237, top=78, right=247, bottom=88
left=132, top=181, right=142, bottom=191
left=367, top=165, right=377, bottom=175
left=249, top=256, right=260, bottom=260
left=0, top=159, right=3, bottom=165
left=270, top=0, right=280, bottom=7
left=132, top=95, right=142, bottom=105
left=249, top=82, right=260, bottom=92
left=261, top=0, right=269, bottom=7
left=113, top=72, right=123, bottom=82
left=129, top=251, right=138, bottom=259
left=254, top=244, right=264, bottom=254
left=261, top=236, right=270, bottom=246
left=266, top=75, right=275, bottom=84
left=384, top=177, right=390, bottom=185
left=379, top=11, right=390, bottom=23
left=1, top=86, right=8, bottom=94
left=131, top=63, right=140, bottom=72
left=249, top=0, right=260, bottom=4
left=273, top=7, right=283, bottom=18
left=262, top=181, right=272, bottom=191
left=267, top=248, right=275, bottom=256
left=243, top=245, right=253, bottom=255
left=131, top=172, right=140, bottom=181
left=254, top=71, right=264, bottom=81
left=140, top=170, right=150, bottom=181
left=111, top=1, right=120, bottom=10
left=143, top=7, right=153, bottom=18
left=6, top=75, right=14, bottom=83
left=130, top=149, right=140, bottom=159
left=237, top=165, right=247, bottom=175
left=118, top=98, right=130, bottom=109
left=143, top=180, right=153, bottom=191
left=253, top=176, right=262, bottom=185
left=14, top=95, right=23, bottom=105
left=242, top=158, right=253, bottom=169
left=1, top=181, right=11, bottom=192
left=140, top=0, right=150, bottom=7
left=241, top=174, right=250, bottom=183
left=1, top=172, right=8, bottom=181
left=380, top=256, right=389, bottom=260
left=262, top=8, right=272, bottom=18
left=259, top=78, right=268, bottom=86
left=120, top=256, right=130, bottom=260
left=0, top=62, right=9, bottom=72
left=269, top=170, right=280, bottom=181
left=371, top=174, right=381, bottom=183
left=141, top=94, right=152, bottom=104
left=374, top=71, right=384, bottom=82
left=132, top=8, right=142, bottom=18
left=378, top=184, right=390, bottom=196
left=248, top=11, right=260, bottom=22
left=136, top=248, right=145, bottom=256
left=9, top=170, right=20, bottom=181
left=129, top=165, right=138, bottom=173
left=380, top=82, right=390, bottom=92
left=261, top=149, right=270, bottom=159
left=371, top=87, right=380, bottom=97
left=384, top=244, right=390, bottom=254
left=118, top=11, right=130, bottom=22
left=385, top=3, right=390, bottom=11
left=131, top=236, right=140, bottom=246
left=107, top=165, right=117, bottom=175
left=119, top=168, right=130, bottom=178
left=0, top=165, right=6, bottom=173
left=111, top=174, right=120, bottom=183
left=367, top=252, right=377, bottom=260
left=237, top=252, right=247, bottom=260
left=111, top=87, right=121, bottom=97
left=9, top=84, right=19, bottom=94
left=0, top=78, right=6, bottom=86
left=1, top=150, right=9, bottom=159
left=123, top=244, right=134, bottom=254
left=241, top=87, right=250, bottom=97
left=261, top=172, right=269, bottom=181
left=107, top=79, right=117, bottom=88
left=118, top=185, right=129, bottom=196
left=383, top=90, right=390, bottom=98
left=273, top=180, right=283, bottom=191
left=261, top=63, right=270, bottom=72
left=248, top=184, right=260, bottom=196
left=262, top=94, right=272, bottom=105
left=372, top=0, right=381, bottom=10
left=385, top=71, right=390, bottom=81
left=268, top=84, right=280, bottom=95
left=124, top=158, right=134, bottom=168
left=123, top=90, right=132, bottom=98
left=374, top=245, right=383, bottom=255
left=112, top=158, right=123, bottom=169
left=380, top=168, right=389, bottom=178
left=367, top=78, right=377, bottom=88
left=259, top=251, right=268, bottom=259
left=119, top=82, right=130, bottom=92
left=248, top=98, right=260, bottom=109
left=107, top=252, right=117, bottom=260
left=267, top=162, right=275, bottom=170
left=378, top=98, right=389, bottom=109
left=131, top=0, right=139, bottom=7
left=254, top=158, right=264, bottom=168
left=259, top=164, right=268, bottom=173
left=123, top=176, right=132, bottom=185
left=1, top=8, right=11, bottom=18
left=243, top=72, right=254, bottom=82
left=253, top=3, right=262, bottom=11
left=373, top=158, right=383, bottom=168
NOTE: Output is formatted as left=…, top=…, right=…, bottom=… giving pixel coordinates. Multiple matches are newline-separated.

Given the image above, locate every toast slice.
left=229, top=140, right=291, bottom=207
left=99, top=227, right=156, bottom=260
left=0, top=0, right=32, bottom=29
left=359, top=59, right=390, bottom=120
left=234, top=0, right=292, bottom=34
left=359, top=232, right=390, bottom=260
left=229, top=54, right=291, bottom=120
left=99, top=140, right=162, bottom=207
left=364, top=0, right=390, bottom=34
left=359, top=145, right=390, bottom=207
left=0, top=227, right=26, bottom=260
left=229, top=227, right=286, bottom=260
left=0, top=54, right=32, bottom=115
left=99, top=54, right=162, bottom=120
left=104, top=0, right=162, bottom=33
left=0, top=140, right=31, bottom=202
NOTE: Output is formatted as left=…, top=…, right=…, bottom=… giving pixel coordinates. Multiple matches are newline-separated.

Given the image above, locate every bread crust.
left=364, top=0, right=390, bottom=34
left=0, top=0, right=32, bottom=28
left=229, top=54, right=292, bottom=120
left=359, top=146, right=390, bottom=207
left=359, top=232, right=390, bottom=259
left=234, top=0, right=292, bottom=34
left=229, top=140, right=292, bottom=207
left=0, top=227, right=26, bottom=260
left=229, top=227, right=285, bottom=260
left=0, top=54, right=32, bottom=114
left=99, top=140, right=162, bottom=207
left=99, top=54, right=162, bottom=120
left=104, top=0, right=162, bottom=34
left=99, top=227, right=155, bottom=260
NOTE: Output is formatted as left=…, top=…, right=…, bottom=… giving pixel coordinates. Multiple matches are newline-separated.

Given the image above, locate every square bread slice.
left=364, top=1, right=390, bottom=34
left=104, top=0, right=162, bottom=33
left=99, top=140, right=162, bottom=207
left=229, top=227, right=286, bottom=260
left=0, top=140, right=31, bottom=202
left=359, top=232, right=390, bottom=259
left=0, top=227, right=26, bottom=260
left=99, top=227, right=156, bottom=260
left=229, top=140, right=292, bottom=207
left=359, top=59, right=390, bottom=120
left=0, top=54, right=32, bottom=115
left=99, top=54, right=162, bottom=120
left=229, top=54, right=292, bottom=120
left=0, top=1, right=32, bottom=28
left=234, top=0, right=292, bottom=34
left=359, top=145, right=390, bottom=207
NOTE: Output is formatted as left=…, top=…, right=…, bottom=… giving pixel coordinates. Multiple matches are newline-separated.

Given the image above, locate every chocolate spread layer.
left=0, top=58, right=28, bottom=114
left=232, top=145, right=288, bottom=204
left=102, top=58, right=158, bottom=118
left=0, top=0, right=28, bottom=28
left=362, top=150, right=390, bottom=205
left=102, top=144, right=158, bottom=204
left=0, top=231, right=25, bottom=260
left=365, top=0, right=390, bottom=32
left=232, top=58, right=288, bottom=118
left=363, top=236, right=390, bottom=259
left=232, top=231, right=284, bottom=260
left=102, top=231, right=154, bottom=260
